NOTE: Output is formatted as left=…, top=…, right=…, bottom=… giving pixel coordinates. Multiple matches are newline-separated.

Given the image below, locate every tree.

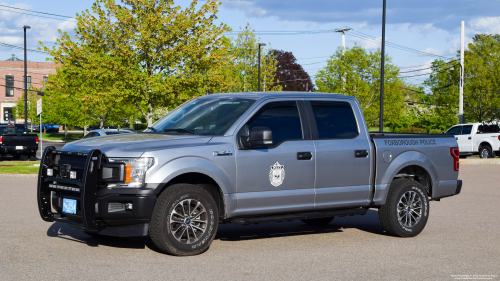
left=12, top=89, right=40, bottom=132
left=426, top=34, right=500, bottom=123
left=228, top=23, right=281, bottom=92
left=315, top=45, right=405, bottom=127
left=42, top=0, right=232, bottom=126
left=272, top=50, right=313, bottom=91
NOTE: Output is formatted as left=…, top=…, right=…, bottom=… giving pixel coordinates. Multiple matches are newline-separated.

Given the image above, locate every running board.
left=230, top=208, right=367, bottom=225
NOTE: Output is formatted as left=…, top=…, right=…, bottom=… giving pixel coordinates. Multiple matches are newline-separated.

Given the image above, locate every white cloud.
left=59, top=19, right=77, bottom=31
left=0, top=36, right=23, bottom=44
left=224, top=1, right=268, bottom=18
left=469, top=16, right=500, bottom=34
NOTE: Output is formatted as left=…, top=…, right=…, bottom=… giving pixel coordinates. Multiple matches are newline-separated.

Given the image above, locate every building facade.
left=0, top=55, right=57, bottom=123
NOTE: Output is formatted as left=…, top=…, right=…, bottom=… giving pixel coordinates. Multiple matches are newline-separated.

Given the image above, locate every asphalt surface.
left=0, top=165, right=498, bottom=280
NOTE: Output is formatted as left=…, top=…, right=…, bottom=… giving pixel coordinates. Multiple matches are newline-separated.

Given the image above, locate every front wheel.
left=378, top=179, right=429, bottom=237
left=149, top=184, right=219, bottom=256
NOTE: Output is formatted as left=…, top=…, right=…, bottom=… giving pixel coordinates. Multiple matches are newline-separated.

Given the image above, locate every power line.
left=398, top=63, right=458, bottom=78
left=0, top=4, right=73, bottom=19
left=398, top=58, right=458, bottom=69
left=0, top=42, right=50, bottom=54
left=0, top=7, right=76, bottom=22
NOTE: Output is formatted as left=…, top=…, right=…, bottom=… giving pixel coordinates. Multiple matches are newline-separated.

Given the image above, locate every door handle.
left=297, top=152, right=312, bottom=160
left=468, top=136, right=471, bottom=139
left=355, top=150, right=369, bottom=158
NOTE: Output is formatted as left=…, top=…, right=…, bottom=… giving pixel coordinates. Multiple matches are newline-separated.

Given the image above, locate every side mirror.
left=240, top=126, right=273, bottom=149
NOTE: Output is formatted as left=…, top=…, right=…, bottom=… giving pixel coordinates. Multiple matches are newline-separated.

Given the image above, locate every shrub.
left=429, top=129, right=443, bottom=134
left=396, top=126, right=428, bottom=134
left=133, top=123, right=148, bottom=131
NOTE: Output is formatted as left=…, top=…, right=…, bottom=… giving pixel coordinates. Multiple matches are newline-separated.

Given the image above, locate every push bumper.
left=37, top=147, right=156, bottom=237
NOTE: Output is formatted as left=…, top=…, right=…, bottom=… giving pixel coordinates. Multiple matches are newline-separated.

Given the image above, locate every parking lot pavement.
left=0, top=165, right=498, bottom=280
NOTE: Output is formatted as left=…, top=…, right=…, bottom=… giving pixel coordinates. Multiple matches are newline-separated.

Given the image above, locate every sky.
left=1, top=0, right=499, bottom=88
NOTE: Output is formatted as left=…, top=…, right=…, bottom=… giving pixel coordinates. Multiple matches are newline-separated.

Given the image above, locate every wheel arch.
left=374, top=151, right=438, bottom=205
left=148, top=157, right=233, bottom=219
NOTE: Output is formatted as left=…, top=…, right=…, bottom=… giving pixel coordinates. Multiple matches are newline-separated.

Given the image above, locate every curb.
left=0, top=173, right=38, bottom=178
left=460, top=159, right=500, bottom=165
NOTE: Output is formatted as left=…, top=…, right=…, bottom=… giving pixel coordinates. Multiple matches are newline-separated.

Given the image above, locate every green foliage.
left=425, top=34, right=500, bottom=123
left=315, top=45, right=405, bottom=127
left=42, top=0, right=232, bottom=126
left=134, top=123, right=148, bottom=131
left=224, top=23, right=281, bottom=92
left=395, top=126, right=428, bottom=134
left=12, top=89, right=40, bottom=131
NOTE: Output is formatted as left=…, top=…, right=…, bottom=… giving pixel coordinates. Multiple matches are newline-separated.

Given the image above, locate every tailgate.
left=2, top=134, right=37, bottom=146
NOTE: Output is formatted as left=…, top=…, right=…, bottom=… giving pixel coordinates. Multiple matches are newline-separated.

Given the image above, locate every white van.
left=445, top=123, right=500, bottom=158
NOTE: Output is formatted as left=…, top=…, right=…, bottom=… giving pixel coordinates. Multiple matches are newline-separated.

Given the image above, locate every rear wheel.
left=149, top=184, right=219, bottom=256
left=378, top=179, right=429, bottom=237
left=479, top=146, right=492, bottom=158
left=301, top=217, right=334, bottom=225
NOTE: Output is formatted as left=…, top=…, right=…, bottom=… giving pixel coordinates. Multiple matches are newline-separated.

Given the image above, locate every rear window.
left=0, top=125, right=27, bottom=134
left=311, top=101, right=358, bottom=139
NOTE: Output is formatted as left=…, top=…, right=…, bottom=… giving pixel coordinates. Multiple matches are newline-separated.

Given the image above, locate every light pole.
left=23, top=25, right=31, bottom=130
left=257, top=43, right=266, bottom=92
left=379, top=0, right=386, bottom=132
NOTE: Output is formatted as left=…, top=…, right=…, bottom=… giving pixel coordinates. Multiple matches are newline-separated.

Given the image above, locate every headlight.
left=107, top=157, right=154, bottom=188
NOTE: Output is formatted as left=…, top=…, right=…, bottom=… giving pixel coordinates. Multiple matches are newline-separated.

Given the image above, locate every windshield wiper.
left=147, top=127, right=157, bottom=132
left=163, top=128, right=195, bottom=134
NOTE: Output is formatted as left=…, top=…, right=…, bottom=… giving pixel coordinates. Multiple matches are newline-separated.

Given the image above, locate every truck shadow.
left=45, top=209, right=386, bottom=252
left=215, top=209, right=385, bottom=242
left=46, top=222, right=154, bottom=250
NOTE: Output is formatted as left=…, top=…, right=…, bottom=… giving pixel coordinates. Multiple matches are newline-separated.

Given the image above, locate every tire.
left=479, top=146, right=492, bottom=158
left=149, top=183, right=219, bottom=256
left=378, top=179, right=429, bottom=237
left=459, top=155, right=467, bottom=159
left=301, top=217, right=334, bottom=225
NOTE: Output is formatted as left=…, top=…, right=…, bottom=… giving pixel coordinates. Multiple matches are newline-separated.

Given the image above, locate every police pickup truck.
left=37, top=92, right=462, bottom=256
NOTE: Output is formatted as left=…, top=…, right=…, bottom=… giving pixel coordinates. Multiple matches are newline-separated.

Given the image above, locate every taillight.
left=0, top=136, right=2, bottom=145
left=498, top=135, right=500, bottom=141
left=450, top=147, right=459, bottom=171
left=36, top=135, right=39, bottom=145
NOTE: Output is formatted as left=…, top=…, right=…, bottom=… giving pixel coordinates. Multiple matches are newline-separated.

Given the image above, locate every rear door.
left=304, top=99, right=372, bottom=210
left=456, top=125, right=473, bottom=152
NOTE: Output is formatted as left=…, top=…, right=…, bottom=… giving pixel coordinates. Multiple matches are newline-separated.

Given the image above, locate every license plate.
left=62, top=198, right=77, bottom=214
left=16, top=146, right=23, bottom=150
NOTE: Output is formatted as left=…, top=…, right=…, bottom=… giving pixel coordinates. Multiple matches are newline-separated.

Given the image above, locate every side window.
left=84, top=132, right=95, bottom=139
left=311, top=101, right=358, bottom=139
left=248, top=101, right=303, bottom=146
left=447, top=126, right=462, bottom=135
left=5, top=75, right=14, bottom=97
left=461, top=125, right=472, bottom=135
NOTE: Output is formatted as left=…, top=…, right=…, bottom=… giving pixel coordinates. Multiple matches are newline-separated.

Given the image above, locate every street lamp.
left=379, top=0, right=386, bottom=132
left=23, top=25, right=31, bottom=129
left=257, top=43, right=266, bottom=92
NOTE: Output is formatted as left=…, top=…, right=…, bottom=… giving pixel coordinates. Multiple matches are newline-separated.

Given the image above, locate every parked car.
left=82, top=129, right=134, bottom=139
left=37, top=92, right=461, bottom=256
left=43, top=124, right=60, bottom=133
left=445, top=123, right=500, bottom=158
left=32, top=125, right=41, bottom=133
left=0, top=123, right=38, bottom=161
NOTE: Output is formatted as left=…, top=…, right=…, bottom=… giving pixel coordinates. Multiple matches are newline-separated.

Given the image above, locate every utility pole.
left=379, top=0, right=386, bottom=132
left=23, top=25, right=31, bottom=129
left=335, top=27, right=352, bottom=88
left=459, top=21, right=465, bottom=124
left=257, top=43, right=266, bottom=91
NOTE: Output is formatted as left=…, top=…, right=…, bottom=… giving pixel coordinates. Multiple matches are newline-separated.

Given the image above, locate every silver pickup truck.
left=37, top=92, right=462, bottom=256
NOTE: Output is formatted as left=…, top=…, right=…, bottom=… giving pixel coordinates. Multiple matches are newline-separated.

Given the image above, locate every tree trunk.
left=147, top=102, right=154, bottom=127
left=64, top=124, right=67, bottom=143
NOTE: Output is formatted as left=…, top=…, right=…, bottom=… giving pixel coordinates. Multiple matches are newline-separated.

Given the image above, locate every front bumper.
left=37, top=147, right=157, bottom=237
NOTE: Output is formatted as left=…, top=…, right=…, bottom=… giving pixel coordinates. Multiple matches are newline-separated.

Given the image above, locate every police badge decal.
left=269, top=161, right=285, bottom=187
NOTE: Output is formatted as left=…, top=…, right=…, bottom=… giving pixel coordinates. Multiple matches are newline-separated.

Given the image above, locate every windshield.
left=149, top=98, right=255, bottom=135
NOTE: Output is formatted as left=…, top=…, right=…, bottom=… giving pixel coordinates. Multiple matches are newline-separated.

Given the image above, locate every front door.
left=235, top=101, right=315, bottom=216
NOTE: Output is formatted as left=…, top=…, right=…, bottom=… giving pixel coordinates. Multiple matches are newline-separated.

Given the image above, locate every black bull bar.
left=37, top=146, right=103, bottom=231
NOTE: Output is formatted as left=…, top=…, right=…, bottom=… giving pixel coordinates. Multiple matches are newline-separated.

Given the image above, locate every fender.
left=148, top=156, right=233, bottom=195
left=373, top=151, right=438, bottom=205
left=476, top=139, right=494, bottom=152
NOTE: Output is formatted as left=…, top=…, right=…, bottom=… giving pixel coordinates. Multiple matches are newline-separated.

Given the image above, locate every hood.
left=62, top=133, right=213, bottom=157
